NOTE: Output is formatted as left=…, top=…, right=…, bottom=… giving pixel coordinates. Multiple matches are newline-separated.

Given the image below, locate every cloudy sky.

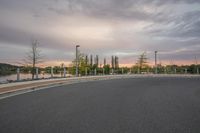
left=0, top=0, right=200, bottom=67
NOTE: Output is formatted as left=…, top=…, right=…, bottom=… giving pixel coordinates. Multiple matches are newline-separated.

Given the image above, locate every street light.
left=76, top=45, right=80, bottom=77
left=155, top=51, right=158, bottom=74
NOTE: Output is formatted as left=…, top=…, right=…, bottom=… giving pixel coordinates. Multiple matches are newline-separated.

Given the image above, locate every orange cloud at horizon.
left=39, top=60, right=198, bottom=68
left=37, top=61, right=72, bottom=68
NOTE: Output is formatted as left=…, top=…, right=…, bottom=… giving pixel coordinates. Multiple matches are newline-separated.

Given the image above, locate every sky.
left=0, top=0, right=200, bottom=67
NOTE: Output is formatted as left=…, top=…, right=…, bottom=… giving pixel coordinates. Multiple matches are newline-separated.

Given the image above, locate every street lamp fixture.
left=155, top=51, right=158, bottom=74
left=76, top=45, right=80, bottom=77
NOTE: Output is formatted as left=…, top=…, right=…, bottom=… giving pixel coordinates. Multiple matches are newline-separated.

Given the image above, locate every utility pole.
left=155, top=51, right=158, bottom=74
left=76, top=45, right=80, bottom=77
left=195, top=56, right=199, bottom=74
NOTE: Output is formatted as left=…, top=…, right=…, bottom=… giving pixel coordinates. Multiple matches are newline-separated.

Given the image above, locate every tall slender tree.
left=136, top=52, right=148, bottom=73
left=104, top=58, right=106, bottom=66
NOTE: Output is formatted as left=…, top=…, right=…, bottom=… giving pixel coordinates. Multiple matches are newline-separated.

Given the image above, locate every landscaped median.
left=0, top=74, right=199, bottom=99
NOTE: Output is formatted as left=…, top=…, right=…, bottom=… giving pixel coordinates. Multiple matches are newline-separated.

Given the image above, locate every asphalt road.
left=0, top=77, right=200, bottom=133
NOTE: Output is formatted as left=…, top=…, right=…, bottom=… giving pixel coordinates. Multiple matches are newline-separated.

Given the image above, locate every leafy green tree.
left=103, top=64, right=110, bottom=74
left=70, top=53, right=89, bottom=76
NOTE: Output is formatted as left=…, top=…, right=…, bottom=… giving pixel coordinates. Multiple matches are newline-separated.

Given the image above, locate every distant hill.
left=0, top=63, right=18, bottom=76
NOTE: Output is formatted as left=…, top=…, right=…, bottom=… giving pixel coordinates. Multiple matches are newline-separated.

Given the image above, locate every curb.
left=0, top=74, right=200, bottom=100
left=0, top=75, right=122, bottom=99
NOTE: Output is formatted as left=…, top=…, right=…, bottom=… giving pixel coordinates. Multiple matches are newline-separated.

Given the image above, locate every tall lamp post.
left=76, top=45, right=80, bottom=77
left=155, top=51, right=158, bottom=74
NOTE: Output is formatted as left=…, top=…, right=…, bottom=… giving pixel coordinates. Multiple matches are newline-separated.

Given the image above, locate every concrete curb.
left=0, top=74, right=199, bottom=100
left=0, top=75, right=123, bottom=99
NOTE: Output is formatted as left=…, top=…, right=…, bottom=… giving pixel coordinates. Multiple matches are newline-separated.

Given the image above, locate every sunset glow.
left=0, top=0, right=199, bottom=67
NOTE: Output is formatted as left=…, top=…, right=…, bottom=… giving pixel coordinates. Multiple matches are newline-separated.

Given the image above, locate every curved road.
left=0, top=77, right=200, bottom=133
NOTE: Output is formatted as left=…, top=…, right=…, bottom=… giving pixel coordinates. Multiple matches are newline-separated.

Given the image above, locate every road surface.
left=0, top=77, right=200, bottom=133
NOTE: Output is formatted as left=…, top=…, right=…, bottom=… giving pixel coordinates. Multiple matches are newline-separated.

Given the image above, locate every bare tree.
left=24, top=40, right=43, bottom=79
left=136, top=52, right=148, bottom=73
